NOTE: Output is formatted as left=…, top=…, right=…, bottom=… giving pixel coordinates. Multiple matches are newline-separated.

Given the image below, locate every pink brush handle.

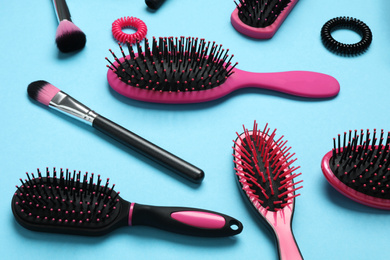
left=274, top=223, right=302, bottom=260
left=128, top=203, right=243, bottom=237
left=228, top=68, right=340, bottom=98
left=263, top=206, right=302, bottom=260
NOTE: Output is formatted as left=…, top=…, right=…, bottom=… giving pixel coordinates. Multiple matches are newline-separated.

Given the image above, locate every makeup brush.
left=27, top=80, right=204, bottom=183
left=52, top=0, right=86, bottom=52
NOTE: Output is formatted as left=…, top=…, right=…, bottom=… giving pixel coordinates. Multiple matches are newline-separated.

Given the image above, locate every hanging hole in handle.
left=230, top=224, right=239, bottom=231
left=228, top=219, right=243, bottom=233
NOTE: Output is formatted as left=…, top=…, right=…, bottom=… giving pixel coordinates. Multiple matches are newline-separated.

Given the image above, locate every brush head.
left=55, top=20, right=86, bottom=53
left=106, top=37, right=237, bottom=93
left=231, top=0, right=298, bottom=39
left=233, top=121, right=302, bottom=214
left=322, top=129, right=390, bottom=209
left=27, top=80, right=60, bottom=106
left=12, top=168, right=128, bottom=236
left=234, top=0, right=292, bottom=28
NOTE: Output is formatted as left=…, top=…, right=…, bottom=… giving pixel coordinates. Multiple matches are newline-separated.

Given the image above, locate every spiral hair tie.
left=112, top=16, right=147, bottom=44
left=321, top=16, right=372, bottom=56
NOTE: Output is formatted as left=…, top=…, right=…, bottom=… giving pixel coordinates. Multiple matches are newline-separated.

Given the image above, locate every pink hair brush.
left=233, top=121, right=303, bottom=260
left=106, top=37, right=339, bottom=104
left=321, top=129, right=390, bottom=210
left=231, top=0, right=299, bottom=39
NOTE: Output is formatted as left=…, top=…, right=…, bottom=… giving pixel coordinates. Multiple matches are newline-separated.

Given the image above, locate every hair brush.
left=12, top=168, right=243, bottom=237
left=321, top=129, right=390, bottom=209
left=27, top=80, right=204, bottom=183
left=231, top=0, right=299, bottom=39
left=106, top=37, right=339, bottom=104
left=52, top=0, right=86, bottom=53
left=233, top=121, right=303, bottom=260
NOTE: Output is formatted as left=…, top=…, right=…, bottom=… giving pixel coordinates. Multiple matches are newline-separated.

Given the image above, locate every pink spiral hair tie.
left=112, top=16, right=147, bottom=44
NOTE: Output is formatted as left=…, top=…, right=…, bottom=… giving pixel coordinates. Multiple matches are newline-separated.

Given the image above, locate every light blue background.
left=1, top=0, right=389, bottom=259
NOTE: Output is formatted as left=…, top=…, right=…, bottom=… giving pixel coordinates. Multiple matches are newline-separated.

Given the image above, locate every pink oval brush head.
left=231, top=0, right=299, bottom=39
left=321, top=129, right=390, bottom=210
left=106, top=37, right=339, bottom=104
left=233, top=121, right=303, bottom=260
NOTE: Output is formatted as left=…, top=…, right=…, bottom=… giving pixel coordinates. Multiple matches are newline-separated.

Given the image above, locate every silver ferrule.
left=49, top=91, right=98, bottom=125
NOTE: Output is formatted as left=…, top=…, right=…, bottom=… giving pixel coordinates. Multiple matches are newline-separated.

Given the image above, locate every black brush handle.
left=53, top=0, right=71, bottom=22
left=145, top=0, right=166, bottom=9
left=92, top=115, right=204, bottom=183
left=131, top=203, right=243, bottom=237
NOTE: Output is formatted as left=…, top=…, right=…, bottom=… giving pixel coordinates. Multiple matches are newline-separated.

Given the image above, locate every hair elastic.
left=321, top=16, right=372, bottom=55
left=112, top=16, right=147, bottom=44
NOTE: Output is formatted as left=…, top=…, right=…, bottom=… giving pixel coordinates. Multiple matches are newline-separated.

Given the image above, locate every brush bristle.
left=106, top=37, right=238, bottom=93
left=233, top=121, right=302, bottom=211
left=56, top=20, right=86, bottom=53
left=27, top=81, right=60, bottom=106
left=234, top=0, right=292, bottom=28
left=13, top=168, right=120, bottom=228
left=330, top=129, right=390, bottom=198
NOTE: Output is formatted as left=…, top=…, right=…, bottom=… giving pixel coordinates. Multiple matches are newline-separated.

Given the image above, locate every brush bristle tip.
left=27, top=81, right=60, bottom=106
left=55, top=20, right=86, bottom=53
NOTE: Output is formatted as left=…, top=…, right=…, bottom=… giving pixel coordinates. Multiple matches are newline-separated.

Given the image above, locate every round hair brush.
left=322, top=129, right=390, bottom=209
left=53, top=0, right=86, bottom=52
left=233, top=121, right=303, bottom=260
left=12, top=168, right=243, bottom=237
left=231, top=0, right=299, bottom=39
left=106, top=37, right=339, bottom=104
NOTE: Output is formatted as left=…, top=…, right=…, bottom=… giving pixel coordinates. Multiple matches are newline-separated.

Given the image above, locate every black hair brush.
left=12, top=168, right=243, bottom=237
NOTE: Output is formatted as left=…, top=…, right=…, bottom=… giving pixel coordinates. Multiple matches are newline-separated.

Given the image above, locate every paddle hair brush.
left=52, top=0, right=86, bottom=52
left=12, top=168, right=242, bottom=237
left=27, top=80, right=204, bottom=183
left=322, top=129, right=390, bottom=209
left=231, top=0, right=299, bottom=39
left=233, top=121, right=303, bottom=260
left=106, top=37, right=340, bottom=104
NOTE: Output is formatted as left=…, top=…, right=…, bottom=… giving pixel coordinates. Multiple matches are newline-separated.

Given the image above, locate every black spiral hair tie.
left=321, top=16, right=372, bottom=56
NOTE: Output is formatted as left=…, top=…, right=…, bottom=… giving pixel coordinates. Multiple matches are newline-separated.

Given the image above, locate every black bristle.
left=12, top=168, right=122, bottom=234
left=234, top=0, right=292, bottom=28
left=330, top=129, right=390, bottom=199
left=27, top=80, right=50, bottom=101
left=56, top=31, right=86, bottom=53
left=106, top=37, right=236, bottom=92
